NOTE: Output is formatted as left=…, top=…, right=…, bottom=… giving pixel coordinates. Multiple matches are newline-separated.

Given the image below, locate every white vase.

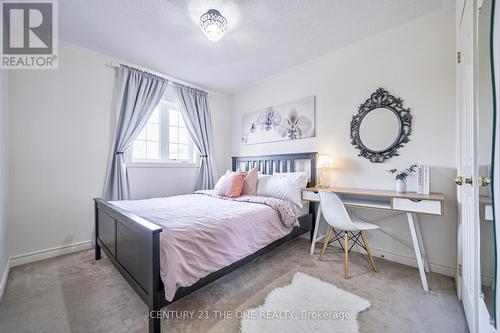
left=396, top=179, right=407, bottom=193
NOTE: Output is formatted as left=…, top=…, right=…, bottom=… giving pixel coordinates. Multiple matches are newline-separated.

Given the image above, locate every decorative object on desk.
left=316, top=154, right=334, bottom=187
left=416, top=165, right=430, bottom=195
left=240, top=96, right=315, bottom=145
left=350, top=88, right=412, bottom=163
left=387, top=164, right=417, bottom=193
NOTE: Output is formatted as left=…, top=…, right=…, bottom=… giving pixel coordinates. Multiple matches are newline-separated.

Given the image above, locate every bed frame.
left=94, top=152, right=317, bottom=333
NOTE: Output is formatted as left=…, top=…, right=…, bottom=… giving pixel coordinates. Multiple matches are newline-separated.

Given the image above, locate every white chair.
left=318, top=191, right=378, bottom=279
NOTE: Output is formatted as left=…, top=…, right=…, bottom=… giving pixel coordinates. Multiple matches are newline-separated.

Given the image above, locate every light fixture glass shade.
left=200, top=9, right=228, bottom=42
left=317, top=155, right=334, bottom=168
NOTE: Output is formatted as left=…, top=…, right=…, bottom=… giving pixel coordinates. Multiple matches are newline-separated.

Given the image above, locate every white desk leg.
left=310, top=203, right=322, bottom=255
left=407, top=212, right=429, bottom=291
left=412, top=213, right=430, bottom=273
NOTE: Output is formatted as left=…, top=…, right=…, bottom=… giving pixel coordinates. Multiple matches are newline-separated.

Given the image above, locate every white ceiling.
left=59, top=0, right=454, bottom=94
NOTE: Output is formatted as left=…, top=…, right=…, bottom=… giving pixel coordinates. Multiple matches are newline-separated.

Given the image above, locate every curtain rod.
left=106, top=62, right=210, bottom=95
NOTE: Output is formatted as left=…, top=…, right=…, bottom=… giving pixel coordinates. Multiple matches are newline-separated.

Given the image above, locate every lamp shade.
left=317, top=155, right=334, bottom=168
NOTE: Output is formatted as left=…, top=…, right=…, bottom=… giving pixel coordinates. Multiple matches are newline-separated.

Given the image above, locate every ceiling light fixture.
left=200, top=9, right=228, bottom=42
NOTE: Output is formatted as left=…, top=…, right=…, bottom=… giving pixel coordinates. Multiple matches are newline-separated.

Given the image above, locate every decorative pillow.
left=217, top=170, right=246, bottom=198
left=214, top=170, right=231, bottom=190
left=216, top=168, right=259, bottom=195
left=240, top=167, right=258, bottom=195
left=256, top=172, right=307, bottom=207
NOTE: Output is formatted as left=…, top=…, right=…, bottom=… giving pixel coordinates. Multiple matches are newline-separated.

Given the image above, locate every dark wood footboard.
left=94, top=198, right=163, bottom=333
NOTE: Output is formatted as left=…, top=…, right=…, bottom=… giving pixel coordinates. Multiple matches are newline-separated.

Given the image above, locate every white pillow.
left=274, top=172, right=309, bottom=185
left=256, top=172, right=308, bottom=208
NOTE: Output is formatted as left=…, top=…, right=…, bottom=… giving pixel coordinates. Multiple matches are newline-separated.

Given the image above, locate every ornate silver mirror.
left=350, top=88, right=412, bottom=162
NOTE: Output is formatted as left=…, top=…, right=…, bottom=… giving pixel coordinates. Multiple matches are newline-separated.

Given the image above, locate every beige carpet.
left=0, top=238, right=467, bottom=333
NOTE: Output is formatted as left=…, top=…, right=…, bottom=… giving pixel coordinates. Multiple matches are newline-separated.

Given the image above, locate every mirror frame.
left=350, top=88, right=412, bottom=163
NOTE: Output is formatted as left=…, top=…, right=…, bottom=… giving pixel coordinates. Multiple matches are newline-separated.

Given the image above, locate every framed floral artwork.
left=240, top=96, right=315, bottom=145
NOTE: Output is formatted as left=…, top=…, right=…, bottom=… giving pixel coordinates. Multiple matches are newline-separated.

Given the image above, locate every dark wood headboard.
left=231, top=152, right=318, bottom=188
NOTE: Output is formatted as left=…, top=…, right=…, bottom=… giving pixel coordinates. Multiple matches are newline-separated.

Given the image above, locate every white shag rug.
left=240, top=272, right=370, bottom=333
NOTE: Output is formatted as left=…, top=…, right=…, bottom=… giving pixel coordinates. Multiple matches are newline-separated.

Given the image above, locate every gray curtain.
left=103, top=66, right=168, bottom=200
left=173, top=83, right=217, bottom=190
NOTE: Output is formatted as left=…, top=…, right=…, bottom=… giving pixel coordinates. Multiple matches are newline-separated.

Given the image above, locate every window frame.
left=127, top=95, right=198, bottom=168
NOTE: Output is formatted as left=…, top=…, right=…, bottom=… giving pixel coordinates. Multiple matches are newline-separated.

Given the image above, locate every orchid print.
left=257, top=107, right=281, bottom=131
left=241, top=122, right=257, bottom=143
left=277, top=108, right=313, bottom=140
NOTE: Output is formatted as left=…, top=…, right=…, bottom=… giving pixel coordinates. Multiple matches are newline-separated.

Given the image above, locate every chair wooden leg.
left=360, top=231, right=377, bottom=272
left=319, top=227, right=333, bottom=261
left=344, top=231, right=349, bottom=279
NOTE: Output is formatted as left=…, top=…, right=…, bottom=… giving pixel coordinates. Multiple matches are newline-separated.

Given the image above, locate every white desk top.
left=303, top=186, right=445, bottom=203
left=302, top=186, right=445, bottom=216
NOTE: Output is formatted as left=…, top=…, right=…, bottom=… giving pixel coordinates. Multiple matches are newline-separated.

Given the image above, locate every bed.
left=94, top=152, right=317, bottom=333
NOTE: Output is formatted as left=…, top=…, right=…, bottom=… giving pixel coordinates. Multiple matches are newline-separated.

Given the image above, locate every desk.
left=303, top=187, right=445, bottom=291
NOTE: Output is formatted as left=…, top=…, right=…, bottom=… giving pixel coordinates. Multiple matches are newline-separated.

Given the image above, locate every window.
left=130, top=86, right=197, bottom=165
left=168, top=108, right=190, bottom=160
left=132, top=108, right=160, bottom=160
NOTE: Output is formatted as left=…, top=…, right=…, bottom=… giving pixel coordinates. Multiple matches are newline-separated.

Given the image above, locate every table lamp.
left=316, top=155, right=334, bottom=187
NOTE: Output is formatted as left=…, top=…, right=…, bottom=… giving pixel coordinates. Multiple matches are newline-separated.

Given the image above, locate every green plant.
left=387, top=164, right=417, bottom=181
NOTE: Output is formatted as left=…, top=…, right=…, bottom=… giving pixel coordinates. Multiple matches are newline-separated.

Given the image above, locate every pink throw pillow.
left=240, top=167, right=258, bottom=195
left=217, top=171, right=246, bottom=198
left=214, top=170, right=231, bottom=190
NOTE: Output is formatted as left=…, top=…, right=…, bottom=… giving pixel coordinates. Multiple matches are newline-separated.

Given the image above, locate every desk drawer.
left=392, top=198, right=442, bottom=215
left=302, top=191, right=320, bottom=202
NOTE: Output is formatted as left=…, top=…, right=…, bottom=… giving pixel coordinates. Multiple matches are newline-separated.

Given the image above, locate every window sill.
left=126, top=162, right=199, bottom=169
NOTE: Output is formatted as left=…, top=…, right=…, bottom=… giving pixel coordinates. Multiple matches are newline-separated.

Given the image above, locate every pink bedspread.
left=111, top=192, right=299, bottom=301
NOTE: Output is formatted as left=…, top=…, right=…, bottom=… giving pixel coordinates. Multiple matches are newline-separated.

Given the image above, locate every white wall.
left=211, top=92, right=233, bottom=174
left=8, top=42, right=231, bottom=259
left=0, top=69, right=9, bottom=297
left=230, top=12, right=458, bottom=274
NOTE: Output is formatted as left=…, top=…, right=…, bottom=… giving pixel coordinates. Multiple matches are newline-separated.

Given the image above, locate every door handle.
left=478, top=177, right=490, bottom=187
left=455, top=176, right=473, bottom=186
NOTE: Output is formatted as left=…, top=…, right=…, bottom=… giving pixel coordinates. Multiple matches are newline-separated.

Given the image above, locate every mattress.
left=111, top=193, right=299, bottom=301
left=294, top=201, right=310, bottom=217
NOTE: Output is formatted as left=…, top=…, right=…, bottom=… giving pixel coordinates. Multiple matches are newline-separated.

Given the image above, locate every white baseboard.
left=10, top=240, right=93, bottom=268
left=0, top=257, right=10, bottom=302
left=367, top=247, right=456, bottom=277
left=315, top=241, right=456, bottom=277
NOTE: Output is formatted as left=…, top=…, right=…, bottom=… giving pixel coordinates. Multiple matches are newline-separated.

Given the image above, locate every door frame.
left=456, top=0, right=467, bottom=301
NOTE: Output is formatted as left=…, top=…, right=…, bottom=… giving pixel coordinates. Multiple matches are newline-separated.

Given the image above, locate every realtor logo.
left=1, top=0, right=58, bottom=69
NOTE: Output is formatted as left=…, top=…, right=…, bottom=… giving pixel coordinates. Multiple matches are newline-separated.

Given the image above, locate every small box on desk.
left=417, top=165, right=430, bottom=195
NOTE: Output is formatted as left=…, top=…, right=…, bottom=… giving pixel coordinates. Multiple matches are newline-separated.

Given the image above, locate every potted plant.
left=387, top=164, right=417, bottom=193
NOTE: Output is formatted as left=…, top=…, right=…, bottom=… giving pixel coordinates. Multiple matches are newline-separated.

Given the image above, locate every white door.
left=456, top=0, right=479, bottom=332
